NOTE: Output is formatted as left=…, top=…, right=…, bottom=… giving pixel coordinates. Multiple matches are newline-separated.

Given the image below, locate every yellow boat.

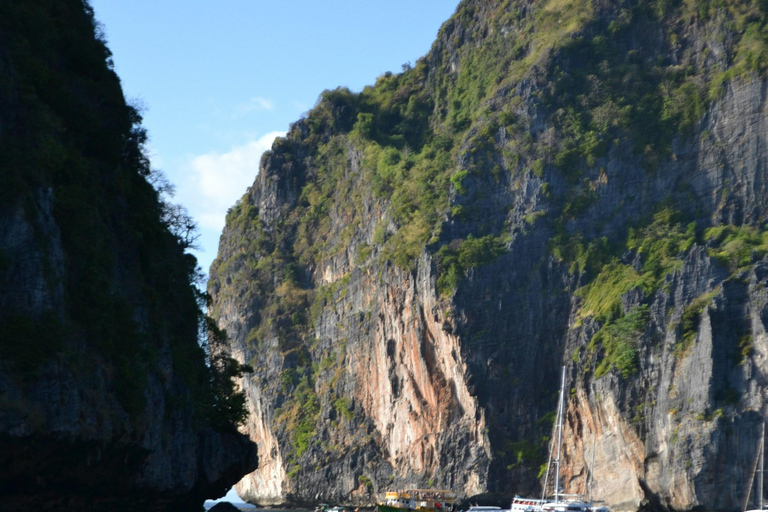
left=376, top=489, right=457, bottom=512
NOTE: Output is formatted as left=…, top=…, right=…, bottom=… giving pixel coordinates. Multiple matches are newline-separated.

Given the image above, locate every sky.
left=89, top=0, right=461, bottom=279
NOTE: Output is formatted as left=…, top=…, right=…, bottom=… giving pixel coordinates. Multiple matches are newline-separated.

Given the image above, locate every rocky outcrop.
left=214, top=154, right=492, bottom=504
left=211, top=1, right=768, bottom=510
left=0, top=1, right=257, bottom=510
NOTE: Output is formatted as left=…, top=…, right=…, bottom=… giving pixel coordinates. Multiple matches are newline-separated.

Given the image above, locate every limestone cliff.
left=0, top=1, right=257, bottom=510
left=211, top=0, right=768, bottom=510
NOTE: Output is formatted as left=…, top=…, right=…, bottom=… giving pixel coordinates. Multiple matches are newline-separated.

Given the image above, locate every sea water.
left=202, top=504, right=258, bottom=511
left=204, top=487, right=257, bottom=509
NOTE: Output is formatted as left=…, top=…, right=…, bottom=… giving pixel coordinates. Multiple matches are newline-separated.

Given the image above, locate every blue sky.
left=90, top=0, right=460, bottom=277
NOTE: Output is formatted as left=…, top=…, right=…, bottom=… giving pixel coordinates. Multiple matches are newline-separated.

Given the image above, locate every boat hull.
left=377, top=504, right=448, bottom=512
left=377, top=505, right=409, bottom=512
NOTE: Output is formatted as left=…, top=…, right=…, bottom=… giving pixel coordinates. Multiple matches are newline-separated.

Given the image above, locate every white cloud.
left=178, top=131, right=285, bottom=232
left=232, top=96, right=275, bottom=118
left=197, top=213, right=228, bottom=231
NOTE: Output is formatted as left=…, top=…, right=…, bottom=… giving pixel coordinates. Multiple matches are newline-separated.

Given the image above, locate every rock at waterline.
left=209, top=502, right=242, bottom=512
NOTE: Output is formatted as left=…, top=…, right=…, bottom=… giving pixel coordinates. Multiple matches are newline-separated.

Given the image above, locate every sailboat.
left=510, top=367, right=609, bottom=512
left=745, top=422, right=766, bottom=512
left=538, top=367, right=608, bottom=512
left=508, top=368, right=568, bottom=512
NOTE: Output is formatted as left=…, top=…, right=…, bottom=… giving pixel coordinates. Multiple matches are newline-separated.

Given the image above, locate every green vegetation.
left=495, top=409, right=557, bottom=475
left=214, top=0, right=768, bottom=339
left=563, top=208, right=699, bottom=376
left=707, top=1, right=768, bottom=98
left=573, top=208, right=695, bottom=322
left=591, top=305, right=649, bottom=378
left=705, top=225, right=768, bottom=272
left=695, top=408, right=724, bottom=422
left=437, top=0, right=597, bottom=133
left=571, top=216, right=768, bottom=371
left=202, top=318, right=253, bottom=431
left=572, top=213, right=768, bottom=371
left=334, top=397, right=355, bottom=421
left=577, top=262, right=641, bottom=322
left=738, top=335, right=754, bottom=363
left=537, top=1, right=768, bottom=175
left=717, top=386, right=741, bottom=405
left=362, top=127, right=455, bottom=268
left=435, top=235, right=507, bottom=296
left=676, top=288, right=720, bottom=357
left=358, top=474, right=373, bottom=492
left=276, top=373, right=321, bottom=460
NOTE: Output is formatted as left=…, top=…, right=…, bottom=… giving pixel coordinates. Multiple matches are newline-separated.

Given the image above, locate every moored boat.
left=510, top=497, right=550, bottom=512
left=376, top=489, right=457, bottom=512
left=541, top=495, right=606, bottom=512
left=538, top=368, right=608, bottom=512
left=511, top=367, right=609, bottom=512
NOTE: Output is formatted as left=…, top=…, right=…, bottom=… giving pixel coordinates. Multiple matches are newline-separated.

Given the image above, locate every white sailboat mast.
left=588, top=430, right=596, bottom=502
left=761, top=422, right=765, bottom=511
left=554, top=366, right=566, bottom=504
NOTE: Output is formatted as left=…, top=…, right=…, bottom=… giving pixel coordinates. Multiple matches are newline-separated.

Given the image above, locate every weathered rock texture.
left=211, top=0, right=768, bottom=510
left=0, top=1, right=257, bottom=510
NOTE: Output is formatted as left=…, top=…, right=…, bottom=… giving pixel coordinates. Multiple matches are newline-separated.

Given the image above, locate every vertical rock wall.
left=210, top=1, right=768, bottom=510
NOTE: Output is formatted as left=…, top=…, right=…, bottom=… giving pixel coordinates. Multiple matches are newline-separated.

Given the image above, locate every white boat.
left=541, top=497, right=607, bottom=512
left=510, top=497, right=550, bottom=512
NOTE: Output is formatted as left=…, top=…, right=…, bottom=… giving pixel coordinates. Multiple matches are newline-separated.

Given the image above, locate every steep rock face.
left=0, top=1, right=257, bottom=510
left=213, top=147, right=492, bottom=503
left=211, top=0, right=768, bottom=510
left=553, top=74, right=768, bottom=510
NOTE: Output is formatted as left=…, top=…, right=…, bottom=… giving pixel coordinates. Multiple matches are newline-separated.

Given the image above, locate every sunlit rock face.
left=211, top=0, right=768, bottom=509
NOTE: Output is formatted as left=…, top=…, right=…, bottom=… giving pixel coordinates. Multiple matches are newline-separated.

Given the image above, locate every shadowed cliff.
left=0, top=1, right=257, bottom=510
